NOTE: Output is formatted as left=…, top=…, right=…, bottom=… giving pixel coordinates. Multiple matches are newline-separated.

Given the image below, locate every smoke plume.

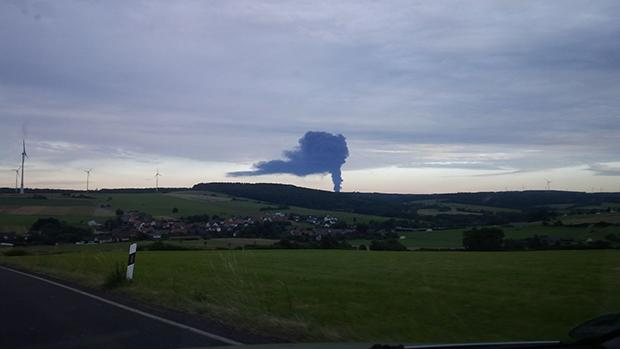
left=228, top=131, right=349, bottom=192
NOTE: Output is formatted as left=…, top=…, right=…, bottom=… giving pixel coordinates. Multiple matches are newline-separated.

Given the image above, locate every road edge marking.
left=0, top=266, right=244, bottom=346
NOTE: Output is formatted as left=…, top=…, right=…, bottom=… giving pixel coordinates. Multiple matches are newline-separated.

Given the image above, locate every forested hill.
left=194, top=182, right=417, bottom=217
left=192, top=182, right=620, bottom=216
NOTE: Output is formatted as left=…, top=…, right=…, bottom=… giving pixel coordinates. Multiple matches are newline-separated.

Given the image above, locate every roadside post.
left=126, top=243, right=137, bottom=282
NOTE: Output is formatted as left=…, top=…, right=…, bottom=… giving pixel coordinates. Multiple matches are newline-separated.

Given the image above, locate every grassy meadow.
left=9, top=238, right=277, bottom=254
left=350, top=223, right=620, bottom=249
left=1, top=249, right=618, bottom=343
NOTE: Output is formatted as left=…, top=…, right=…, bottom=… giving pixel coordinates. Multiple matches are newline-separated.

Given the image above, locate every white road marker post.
left=126, top=243, right=137, bottom=282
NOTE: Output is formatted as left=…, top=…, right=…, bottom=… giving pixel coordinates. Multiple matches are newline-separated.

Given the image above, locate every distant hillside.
left=193, top=182, right=620, bottom=217
left=193, top=182, right=418, bottom=218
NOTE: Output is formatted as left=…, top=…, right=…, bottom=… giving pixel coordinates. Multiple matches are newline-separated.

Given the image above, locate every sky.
left=1, top=1, right=620, bottom=194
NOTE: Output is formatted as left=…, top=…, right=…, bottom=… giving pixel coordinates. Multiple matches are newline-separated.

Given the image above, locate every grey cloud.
left=587, top=164, right=620, bottom=176
left=1, top=1, right=619, bottom=183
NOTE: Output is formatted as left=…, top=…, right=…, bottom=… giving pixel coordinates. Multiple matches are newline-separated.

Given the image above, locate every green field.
left=410, top=200, right=519, bottom=214
left=0, top=191, right=389, bottom=233
left=10, top=238, right=278, bottom=254
left=1, top=249, right=618, bottom=343
left=350, top=224, right=619, bottom=249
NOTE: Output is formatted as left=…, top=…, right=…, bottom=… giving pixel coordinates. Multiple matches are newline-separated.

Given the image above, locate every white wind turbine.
left=11, top=167, right=21, bottom=193
left=20, top=140, right=27, bottom=194
left=155, top=169, right=162, bottom=193
left=84, top=168, right=92, bottom=192
left=545, top=179, right=553, bottom=192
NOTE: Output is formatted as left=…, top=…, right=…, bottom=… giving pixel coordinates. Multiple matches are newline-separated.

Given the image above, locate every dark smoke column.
left=228, top=131, right=349, bottom=192
left=331, top=169, right=343, bottom=193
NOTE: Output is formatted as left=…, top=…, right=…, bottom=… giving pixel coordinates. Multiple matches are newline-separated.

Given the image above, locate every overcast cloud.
left=1, top=1, right=619, bottom=193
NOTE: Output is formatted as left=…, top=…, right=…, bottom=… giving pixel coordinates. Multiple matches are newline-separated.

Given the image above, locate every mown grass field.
left=1, top=249, right=618, bottom=343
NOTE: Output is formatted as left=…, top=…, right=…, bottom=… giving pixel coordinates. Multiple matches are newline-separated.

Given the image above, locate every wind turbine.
left=20, top=140, right=27, bottom=194
left=84, top=168, right=92, bottom=192
left=154, top=170, right=162, bottom=193
left=11, top=167, right=20, bottom=193
left=545, top=179, right=552, bottom=192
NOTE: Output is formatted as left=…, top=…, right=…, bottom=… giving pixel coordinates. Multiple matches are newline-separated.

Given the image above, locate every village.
left=86, top=211, right=356, bottom=244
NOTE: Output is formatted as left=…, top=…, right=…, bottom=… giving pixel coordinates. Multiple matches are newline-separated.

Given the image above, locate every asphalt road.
left=0, top=267, right=270, bottom=349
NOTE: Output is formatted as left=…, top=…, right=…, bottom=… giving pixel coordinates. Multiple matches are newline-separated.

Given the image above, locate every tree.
left=369, top=239, right=407, bottom=251
left=462, top=227, right=504, bottom=251
left=525, top=235, right=544, bottom=250
left=330, top=220, right=348, bottom=229
left=604, top=233, right=618, bottom=243
left=172, top=207, right=179, bottom=213
left=355, top=223, right=369, bottom=234
left=115, top=208, right=124, bottom=217
left=104, top=217, right=123, bottom=230
left=503, top=239, right=526, bottom=251
left=384, top=231, right=399, bottom=239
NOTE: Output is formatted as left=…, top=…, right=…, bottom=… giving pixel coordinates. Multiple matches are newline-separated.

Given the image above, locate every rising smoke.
left=228, top=131, right=349, bottom=192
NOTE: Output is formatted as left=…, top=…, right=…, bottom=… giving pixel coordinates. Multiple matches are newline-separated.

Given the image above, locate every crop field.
left=0, top=193, right=114, bottom=232
left=0, top=214, right=106, bottom=233
left=1, top=249, right=618, bottom=343
left=417, top=209, right=482, bottom=216
left=409, top=200, right=519, bottom=213
left=445, top=203, right=520, bottom=213
left=562, top=213, right=620, bottom=225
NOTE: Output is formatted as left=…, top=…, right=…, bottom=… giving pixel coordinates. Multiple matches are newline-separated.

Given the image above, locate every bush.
left=3, top=249, right=29, bottom=257
left=462, top=227, right=504, bottom=251
left=138, top=241, right=190, bottom=251
left=503, top=239, right=526, bottom=251
left=358, top=244, right=367, bottom=251
left=369, top=239, right=407, bottom=251
left=102, top=262, right=126, bottom=289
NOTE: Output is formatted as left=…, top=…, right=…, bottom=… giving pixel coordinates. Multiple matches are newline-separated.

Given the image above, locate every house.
left=313, top=228, right=353, bottom=236
left=171, top=227, right=187, bottom=234
left=1, top=233, right=17, bottom=240
left=289, top=229, right=313, bottom=236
